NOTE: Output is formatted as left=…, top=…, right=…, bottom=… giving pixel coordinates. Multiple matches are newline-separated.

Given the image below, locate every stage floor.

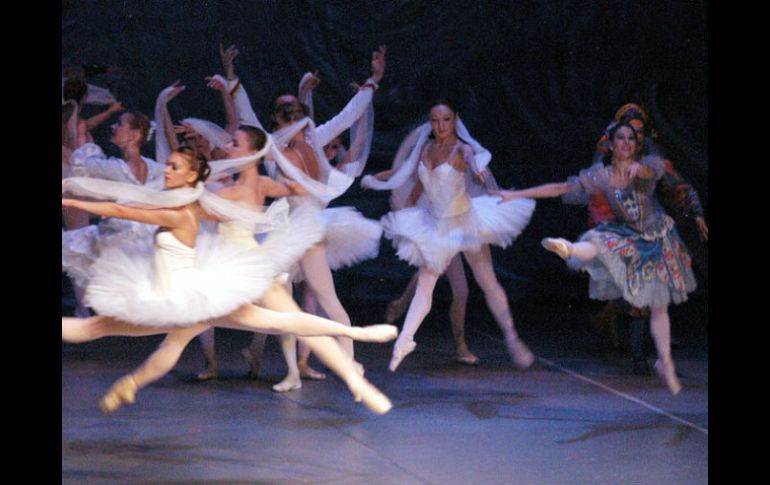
left=62, top=298, right=708, bottom=484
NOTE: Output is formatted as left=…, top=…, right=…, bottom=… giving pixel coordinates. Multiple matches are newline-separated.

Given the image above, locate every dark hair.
left=125, top=111, right=151, bottom=146
left=237, top=125, right=268, bottom=151
left=174, top=146, right=211, bottom=183
left=272, top=101, right=309, bottom=125
left=602, top=121, right=645, bottom=164
left=62, top=102, right=77, bottom=143
left=62, top=77, right=88, bottom=103
left=428, top=98, right=460, bottom=115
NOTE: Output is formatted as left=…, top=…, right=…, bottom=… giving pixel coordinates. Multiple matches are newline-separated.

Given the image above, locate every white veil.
left=267, top=117, right=354, bottom=204
left=62, top=178, right=286, bottom=231
left=361, top=116, right=499, bottom=209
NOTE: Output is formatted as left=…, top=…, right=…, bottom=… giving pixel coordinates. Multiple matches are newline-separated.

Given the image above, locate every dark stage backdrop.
left=62, top=0, right=708, bottom=306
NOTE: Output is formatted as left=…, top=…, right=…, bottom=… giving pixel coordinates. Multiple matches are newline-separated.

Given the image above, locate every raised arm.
left=154, top=82, right=186, bottom=163
left=298, top=70, right=320, bottom=120
left=207, top=74, right=239, bottom=135
left=315, top=45, right=386, bottom=146
left=85, top=101, right=123, bottom=131
left=221, top=43, right=265, bottom=130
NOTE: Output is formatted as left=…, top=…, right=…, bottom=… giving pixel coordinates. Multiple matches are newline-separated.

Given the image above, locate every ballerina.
left=62, top=146, right=397, bottom=414
left=362, top=100, right=536, bottom=371
left=494, top=121, right=696, bottom=394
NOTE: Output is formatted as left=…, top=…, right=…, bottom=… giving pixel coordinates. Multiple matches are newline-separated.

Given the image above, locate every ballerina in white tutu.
left=62, top=147, right=397, bottom=414
left=362, top=100, right=537, bottom=371
left=62, top=110, right=163, bottom=317
left=219, top=45, right=387, bottom=390
left=494, top=121, right=696, bottom=394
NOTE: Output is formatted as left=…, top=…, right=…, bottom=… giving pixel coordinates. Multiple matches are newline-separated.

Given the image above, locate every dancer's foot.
left=455, top=347, right=480, bottom=366
left=384, top=299, right=407, bottom=324
left=388, top=338, right=416, bottom=372
left=505, top=336, right=534, bottom=369
left=196, top=366, right=218, bottom=381
left=298, top=360, right=326, bottom=380
left=99, top=374, right=137, bottom=414
left=272, top=374, right=302, bottom=392
left=353, top=324, right=398, bottom=343
left=241, top=347, right=262, bottom=380
left=541, top=237, right=573, bottom=260
left=348, top=375, right=393, bottom=415
left=654, top=358, right=682, bottom=395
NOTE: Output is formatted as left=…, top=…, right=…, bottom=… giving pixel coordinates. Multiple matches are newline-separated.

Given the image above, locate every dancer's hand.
left=205, top=75, right=228, bottom=92
left=370, top=45, right=387, bottom=83
left=106, top=101, right=124, bottom=114
left=220, top=43, right=239, bottom=80
left=473, top=169, right=490, bottom=185
left=300, top=71, right=321, bottom=92
left=161, top=81, right=185, bottom=104
left=627, top=162, right=643, bottom=180
left=695, top=216, right=708, bottom=241
left=490, top=189, right=518, bottom=204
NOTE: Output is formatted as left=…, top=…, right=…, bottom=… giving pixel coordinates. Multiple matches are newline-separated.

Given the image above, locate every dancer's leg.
left=650, top=304, right=682, bottom=394
left=445, top=254, right=475, bottom=364
left=389, top=268, right=440, bottom=371
left=462, top=246, right=534, bottom=368
left=215, top=304, right=396, bottom=342
left=385, top=272, right=418, bottom=323
left=299, top=245, right=354, bottom=357
left=297, top=282, right=327, bottom=380
left=62, top=315, right=170, bottom=343
left=196, top=328, right=218, bottom=380
left=100, top=324, right=210, bottom=413
left=299, top=334, right=392, bottom=414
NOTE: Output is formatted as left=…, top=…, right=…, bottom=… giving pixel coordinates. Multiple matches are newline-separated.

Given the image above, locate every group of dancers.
left=62, top=44, right=704, bottom=416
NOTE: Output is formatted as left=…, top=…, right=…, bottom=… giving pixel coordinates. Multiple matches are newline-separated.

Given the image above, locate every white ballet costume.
left=382, top=145, right=535, bottom=274
left=62, top=143, right=165, bottom=287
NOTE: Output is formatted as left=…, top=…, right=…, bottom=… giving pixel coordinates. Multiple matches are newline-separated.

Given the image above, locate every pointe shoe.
left=349, top=376, right=393, bottom=415
left=357, top=324, right=399, bottom=343
left=272, top=375, right=302, bottom=392
left=196, top=368, right=218, bottom=381
left=455, top=350, right=480, bottom=366
left=388, top=338, right=416, bottom=372
left=505, top=336, right=535, bottom=369
left=298, top=361, right=326, bottom=380
left=654, top=358, right=682, bottom=395
left=384, top=299, right=406, bottom=324
left=541, top=237, right=573, bottom=260
left=99, top=374, right=138, bottom=414
left=240, top=348, right=261, bottom=380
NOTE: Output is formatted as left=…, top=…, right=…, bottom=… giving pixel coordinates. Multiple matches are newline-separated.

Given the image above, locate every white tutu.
left=383, top=194, right=535, bottom=274
left=85, top=231, right=274, bottom=327
left=83, top=203, right=326, bottom=327
left=62, top=219, right=157, bottom=287
left=321, top=207, right=382, bottom=270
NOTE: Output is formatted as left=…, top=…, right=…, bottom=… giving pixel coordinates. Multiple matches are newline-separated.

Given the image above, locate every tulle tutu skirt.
left=62, top=219, right=157, bottom=287
left=83, top=204, right=326, bottom=327
left=382, top=196, right=535, bottom=273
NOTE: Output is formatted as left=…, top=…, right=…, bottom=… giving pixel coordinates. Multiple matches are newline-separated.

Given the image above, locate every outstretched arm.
left=62, top=198, right=182, bottom=228
left=492, top=182, right=572, bottom=203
